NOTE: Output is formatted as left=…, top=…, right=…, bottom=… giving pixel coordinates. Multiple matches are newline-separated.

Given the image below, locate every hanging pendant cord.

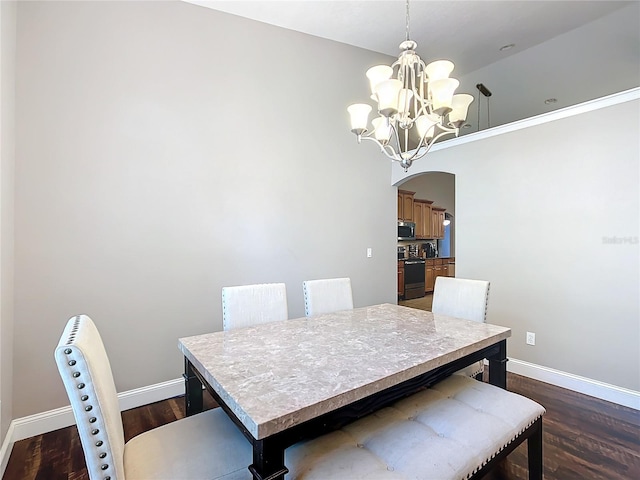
left=405, top=0, right=410, bottom=41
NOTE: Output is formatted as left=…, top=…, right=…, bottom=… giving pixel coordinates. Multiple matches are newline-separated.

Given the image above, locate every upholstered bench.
left=286, top=374, right=545, bottom=479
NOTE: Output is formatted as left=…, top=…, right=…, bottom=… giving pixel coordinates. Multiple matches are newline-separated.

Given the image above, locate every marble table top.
left=179, top=303, right=511, bottom=439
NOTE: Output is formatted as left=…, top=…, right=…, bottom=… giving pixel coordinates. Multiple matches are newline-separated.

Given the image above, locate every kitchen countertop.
left=399, top=257, right=455, bottom=261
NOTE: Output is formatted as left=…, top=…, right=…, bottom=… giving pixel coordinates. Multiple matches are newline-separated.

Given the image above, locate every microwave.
left=398, top=221, right=416, bottom=241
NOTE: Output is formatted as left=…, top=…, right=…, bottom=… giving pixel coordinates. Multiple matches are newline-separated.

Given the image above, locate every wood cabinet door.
left=434, top=265, right=443, bottom=281
left=398, top=266, right=405, bottom=296
left=413, top=202, right=424, bottom=238
left=448, top=263, right=455, bottom=277
left=431, top=208, right=446, bottom=238
left=425, top=265, right=435, bottom=292
left=431, top=210, right=439, bottom=238
left=424, top=203, right=432, bottom=239
left=402, top=194, right=414, bottom=222
left=397, top=190, right=415, bottom=221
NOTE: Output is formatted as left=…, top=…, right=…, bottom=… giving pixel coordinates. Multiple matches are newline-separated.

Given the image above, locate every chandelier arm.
left=429, top=129, right=458, bottom=145
left=437, top=122, right=458, bottom=134
left=360, top=136, right=402, bottom=162
left=389, top=121, right=405, bottom=158
left=402, top=127, right=459, bottom=163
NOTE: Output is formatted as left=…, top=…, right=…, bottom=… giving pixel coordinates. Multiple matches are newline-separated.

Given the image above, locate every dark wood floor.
left=4, top=373, right=639, bottom=480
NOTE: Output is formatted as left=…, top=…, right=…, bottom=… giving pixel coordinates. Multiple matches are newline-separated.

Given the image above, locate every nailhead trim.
left=61, top=315, right=114, bottom=480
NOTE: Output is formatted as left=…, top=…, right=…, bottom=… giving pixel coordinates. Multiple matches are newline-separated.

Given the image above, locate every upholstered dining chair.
left=302, top=277, right=354, bottom=317
left=55, top=314, right=251, bottom=480
left=222, top=282, right=288, bottom=331
left=431, top=276, right=491, bottom=379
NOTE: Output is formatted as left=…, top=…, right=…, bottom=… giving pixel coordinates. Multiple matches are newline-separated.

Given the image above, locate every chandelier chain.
left=405, top=0, right=410, bottom=42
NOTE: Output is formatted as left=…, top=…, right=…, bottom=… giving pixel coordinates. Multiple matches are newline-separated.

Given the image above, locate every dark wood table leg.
left=248, top=438, right=288, bottom=480
left=488, top=339, right=508, bottom=389
left=183, top=358, right=203, bottom=416
left=527, top=417, right=544, bottom=480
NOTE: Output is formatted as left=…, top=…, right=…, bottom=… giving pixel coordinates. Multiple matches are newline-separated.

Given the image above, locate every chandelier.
left=347, top=0, right=474, bottom=171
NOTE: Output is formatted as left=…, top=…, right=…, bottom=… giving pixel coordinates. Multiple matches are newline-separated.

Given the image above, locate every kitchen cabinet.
left=434, top=260, right=444, bottom=281
left=398, top=261, right=405, bottom=297
left=431, top=207, right=446, bottom=239
left=425, top=259, right=435, bottom=293
left=448, top=259, right=455, bottom=277
left=425, top=258, right=456, bottom=292
left=413, top=199, right=433, bottom=239
left=425, top=258, right=456, bottom=293
left=398, top=190, right=415, bottom=221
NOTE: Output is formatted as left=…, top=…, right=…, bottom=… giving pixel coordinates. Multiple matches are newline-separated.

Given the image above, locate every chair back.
left=55, top=315, right=125, bottom=480
left=222, top=283, right=288, bottom=331
left=303, top=277, right=354, bottom=317
left=431, top=277, right=490, bottom=323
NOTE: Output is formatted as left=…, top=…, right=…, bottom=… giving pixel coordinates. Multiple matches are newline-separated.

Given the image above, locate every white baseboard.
left=0, top=377, right=183, bottom=478
left=0, top=421, right=15, bottom=479
left=508, top=357, right=640, bottom=410
left=10, top=377, right=184, bottom=443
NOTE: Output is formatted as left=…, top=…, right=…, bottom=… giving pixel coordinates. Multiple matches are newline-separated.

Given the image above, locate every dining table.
left=178, top=303, right=511, bottom=480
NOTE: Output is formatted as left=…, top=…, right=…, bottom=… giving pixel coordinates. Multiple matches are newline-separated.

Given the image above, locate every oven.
left=403, top=258, right=426, bottom=300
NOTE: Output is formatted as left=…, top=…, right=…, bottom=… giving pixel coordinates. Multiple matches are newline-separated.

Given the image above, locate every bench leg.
left=527, top=417, right=543, bottom=480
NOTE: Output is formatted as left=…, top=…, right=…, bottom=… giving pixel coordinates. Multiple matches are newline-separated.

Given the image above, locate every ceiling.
left=186, top=1, right=640, bottom=130
left=187, top=1, right=631, bottom=75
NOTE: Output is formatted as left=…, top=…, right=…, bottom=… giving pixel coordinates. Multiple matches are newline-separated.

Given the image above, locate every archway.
left=397, top=172, right=456, bottom=311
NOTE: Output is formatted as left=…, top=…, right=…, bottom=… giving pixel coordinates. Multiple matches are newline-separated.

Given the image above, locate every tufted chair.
left=222, top=283, right=288, bottom=331
left=302, top=278, right=354, bottom=317
left=431, top=277, right=491, bottom=379
left=55, top=314, right=251, bottom=480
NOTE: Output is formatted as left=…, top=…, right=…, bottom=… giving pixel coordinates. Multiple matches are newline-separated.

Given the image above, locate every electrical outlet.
left=526, top=332, right=536, bottom=346
left=367, top=247, right=372, bottom=258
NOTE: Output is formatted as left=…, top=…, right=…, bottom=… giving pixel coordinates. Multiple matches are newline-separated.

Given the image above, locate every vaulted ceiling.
left=188, top=1, right=640, bottom=131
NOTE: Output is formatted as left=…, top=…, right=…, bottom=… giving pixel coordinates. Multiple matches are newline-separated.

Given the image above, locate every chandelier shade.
left=347, top=1, right=473, bottom=171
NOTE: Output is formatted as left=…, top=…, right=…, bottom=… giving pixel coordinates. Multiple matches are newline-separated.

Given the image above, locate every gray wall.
left=0, top=0, right=16, bottom=441
left=13, top=1, right=397, bottom=418
left=393, top=98, right=640, bottom=391
left=456, top=2, right=640, bottom=133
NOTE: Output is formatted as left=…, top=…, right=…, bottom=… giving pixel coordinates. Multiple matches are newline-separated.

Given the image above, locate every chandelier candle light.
left=347, top=0, right=474, bottom=171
